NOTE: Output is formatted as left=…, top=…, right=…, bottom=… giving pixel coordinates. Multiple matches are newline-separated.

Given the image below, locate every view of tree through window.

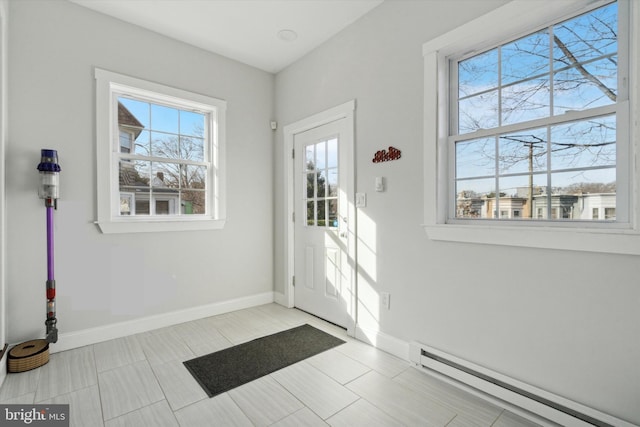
left=453, top=1, right=618, bottom=221
left=117, top=96, right=208, bottom=216
left=304, top=138, right=338, bottom=227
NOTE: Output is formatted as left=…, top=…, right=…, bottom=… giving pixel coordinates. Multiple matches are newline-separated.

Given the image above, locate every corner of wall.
left=0, top=0, right=9, bottom=389
left=273, top=291, right=288, bottom=307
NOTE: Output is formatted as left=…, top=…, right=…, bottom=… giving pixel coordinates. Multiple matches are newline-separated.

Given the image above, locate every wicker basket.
left=7, top=339, right=50, bottom=373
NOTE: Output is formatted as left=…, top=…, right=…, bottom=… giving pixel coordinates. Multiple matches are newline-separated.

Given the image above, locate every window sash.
left=111, top=90, right=214, bottom=219
left=447, top=103, right=629, bottom=226
left=445, top=0, right=628, bottom=226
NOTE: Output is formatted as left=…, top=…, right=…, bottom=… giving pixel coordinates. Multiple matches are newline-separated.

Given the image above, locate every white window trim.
left=95, top=68, right=226, bottom=234
left=423, top=0, right=640, bottom=255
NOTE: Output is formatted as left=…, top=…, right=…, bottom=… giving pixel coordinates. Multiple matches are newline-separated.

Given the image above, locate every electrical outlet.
left=381, top=292, right=390, bottom=309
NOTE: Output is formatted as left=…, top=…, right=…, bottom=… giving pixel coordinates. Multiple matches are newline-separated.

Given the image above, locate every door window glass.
left=304, top=137, right=339, bottom=227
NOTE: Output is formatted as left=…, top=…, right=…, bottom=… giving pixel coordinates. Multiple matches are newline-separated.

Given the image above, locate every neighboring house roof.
left=118, top=102, right=144, bottom=139
left=118, top=101, right=147, bottom=189
left=119, top=163, right=179, bottom=194
left=119, top=162, right=149, bottom=189
left=117, top=102, right=179, bottom=195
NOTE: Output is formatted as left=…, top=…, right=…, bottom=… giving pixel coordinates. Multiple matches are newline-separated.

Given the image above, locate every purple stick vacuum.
left=37, top=149, right=61, bottom=343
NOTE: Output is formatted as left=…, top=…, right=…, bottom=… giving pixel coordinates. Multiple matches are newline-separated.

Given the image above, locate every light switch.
left=375, top=177, right=384, bottom=192
left=356, top=192, right=367, bottom=208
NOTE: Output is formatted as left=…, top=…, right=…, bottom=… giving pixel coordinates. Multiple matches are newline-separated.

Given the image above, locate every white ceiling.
left=70, top=0, right=384, bottom=73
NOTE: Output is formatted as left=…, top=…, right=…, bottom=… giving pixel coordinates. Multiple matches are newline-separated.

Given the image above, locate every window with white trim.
left=451, top=1, right=624, bottom=223
left=95, top=69, right=226, bottom=233
left=423, top=0, right=640, bottom=255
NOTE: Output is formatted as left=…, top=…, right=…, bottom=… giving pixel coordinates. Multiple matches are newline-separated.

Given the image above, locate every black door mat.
left=183, top=323, right=346, bottom=397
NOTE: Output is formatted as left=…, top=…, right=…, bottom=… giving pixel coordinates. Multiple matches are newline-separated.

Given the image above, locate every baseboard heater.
left=409, top=342, right=634, bottom=427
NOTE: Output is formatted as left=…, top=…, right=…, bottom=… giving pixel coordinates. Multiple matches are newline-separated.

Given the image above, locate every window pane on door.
left=327, top=138, right=338, bottom=168
left=307, top=201, right=315, bottom=225
left=327, top=169, right=338, bottom=197
left=316, top=171, right=326, bottom=197
left=328, top=199, right=338, bottom=227
left=316, top=140, right=326, bottom=169
left=306, top=173, right=315, bottom=198
left=303, top=137, right=339, bottom=228
left=317, top=200, right=326, bottom=226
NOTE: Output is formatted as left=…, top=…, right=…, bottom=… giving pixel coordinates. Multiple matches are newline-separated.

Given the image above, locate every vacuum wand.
left=45, top=203, right=57, bottom=343
left=37, top=149, right=61, bottom=344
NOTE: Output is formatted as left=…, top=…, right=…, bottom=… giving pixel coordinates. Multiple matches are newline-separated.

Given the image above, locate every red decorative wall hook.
left=372, top=146, right=401, bottom=163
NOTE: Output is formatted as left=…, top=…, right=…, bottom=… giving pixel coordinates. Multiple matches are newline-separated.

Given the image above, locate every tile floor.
left=0, top=304, right=545, bottom=426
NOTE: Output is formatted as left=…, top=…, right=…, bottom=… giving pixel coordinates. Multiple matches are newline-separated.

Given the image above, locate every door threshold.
left=293, top=307, right=347, bottom=331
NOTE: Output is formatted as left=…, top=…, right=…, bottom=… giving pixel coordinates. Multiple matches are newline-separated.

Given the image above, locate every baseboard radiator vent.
left=409, top=342, right=635, bottom=427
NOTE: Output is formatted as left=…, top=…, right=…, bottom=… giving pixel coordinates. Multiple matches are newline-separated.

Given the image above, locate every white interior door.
left=294, top=118, right=351, bottom=327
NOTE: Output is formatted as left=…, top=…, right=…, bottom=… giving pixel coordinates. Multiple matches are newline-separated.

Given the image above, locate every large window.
left=452, top=1, right=624, bottom=223
left=423, top=0, right=640, bottom=255
left=95, top=69, right=226, bottom=233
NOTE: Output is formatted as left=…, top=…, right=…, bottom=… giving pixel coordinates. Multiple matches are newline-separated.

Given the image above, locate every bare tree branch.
left=553, top=35, right=616, bottom=102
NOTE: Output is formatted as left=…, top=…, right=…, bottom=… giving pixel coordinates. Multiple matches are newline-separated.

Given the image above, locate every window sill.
left=423, top=223, right=640, bottom=256
left=96, top=218, right=226, bottom=234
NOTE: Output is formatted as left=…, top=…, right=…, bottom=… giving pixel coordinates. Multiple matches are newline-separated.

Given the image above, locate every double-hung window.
left=453, top=1, right=622, bottom=222
left=423, top=0, right=640, bottom=255
left=95, top=69, right=226, bottom=233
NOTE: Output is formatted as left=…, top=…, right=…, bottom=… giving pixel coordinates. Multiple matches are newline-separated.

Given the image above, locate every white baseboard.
left=48, top=291, right=274, bottom=353
left=354, top=324, right=410, bottom=361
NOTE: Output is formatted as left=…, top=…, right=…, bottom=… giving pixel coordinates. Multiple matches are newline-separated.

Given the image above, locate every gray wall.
left=275, top=0, right=640, bottom=424
left=0, top=0, right=7, bottom=383
left=6, top=1, right=274, bottom=342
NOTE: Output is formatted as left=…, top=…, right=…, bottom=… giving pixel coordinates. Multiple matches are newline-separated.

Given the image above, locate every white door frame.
left=283, top=100, right=356, bottom=335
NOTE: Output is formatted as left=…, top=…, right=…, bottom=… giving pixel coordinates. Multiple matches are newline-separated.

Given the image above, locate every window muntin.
left=452, top=1, right=622, bottom=223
